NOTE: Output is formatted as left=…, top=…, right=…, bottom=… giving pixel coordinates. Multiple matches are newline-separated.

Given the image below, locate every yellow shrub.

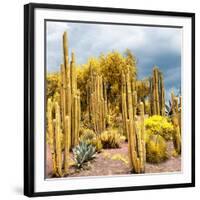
left=146, top=134, right=168, bottom=163
left=79, top=128, right=96, bottom=141
left=100, top=129, right=121, bottom=148
left=145, top=115, right=174, bottom=140
left=90, top=136, right=103, bottom=153
left=79, top=128, right=102, bottom=152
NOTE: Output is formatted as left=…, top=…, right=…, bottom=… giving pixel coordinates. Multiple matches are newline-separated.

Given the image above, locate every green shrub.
left=145, top=115, right=174, bottom=140
left=146, top=134, right=168, bottom=163
left=79, top=128, right=102, bottom=152
left=73, top=141, right=96, bottom=168
left=100, top=129, right=122, bottom=148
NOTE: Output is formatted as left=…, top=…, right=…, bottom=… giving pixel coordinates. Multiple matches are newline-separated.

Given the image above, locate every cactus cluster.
left=47, top=99, right=63, bottom=176
left=61, top=32, right=81, bottom=149
left=149, top=67, right=165, bottom=116
left=171, top=91, right=181, bottom=154
left=46, top=30, right=181, bottom=177
left=87, top=64, right=108, bottom=134
left=121, top=68, right=146, bottom=173
left=47, top=32, right=81, bottom=176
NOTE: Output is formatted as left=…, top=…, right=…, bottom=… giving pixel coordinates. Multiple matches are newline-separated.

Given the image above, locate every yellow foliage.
left=76, top=50, right=137, bottom=111
left=136, top=79, right=150, bottom=100
left=100, top=129, right=122, bottom=148
left=79, top=128, right=102, bottom=152
left=46, top=73, right=60, bottom=100
left=145, top=115, right=174, bottom=140
left=146, top=134, right=168, bottom=163
left=46, top=50, right=137, bottom=114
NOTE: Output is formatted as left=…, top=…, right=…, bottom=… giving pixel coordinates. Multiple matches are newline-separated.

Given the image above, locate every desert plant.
left=149, top=67, right=165, bottom=116
left=72, top=141, right=96, bottom=168
left=90, top=136, right=103, bottom=153
left=79, top=128, right=103, bottom=152
left=121, top=68, right=146, bottom=173
left=146, top=134, right=168, bottom=163
left=100, top=129, right=121, bottom=148
left=144, top=98, right=151, bottom=115
left=165, top=100, right=173, bottom=116
left=145, top=115, right=174, bottom=141
left=79, top=128, right=96, bottom=141
left=171, top=92, right=181, bottom=154
left=60, top=32, right=81, bottom=150
left=86, top=65, right=108, bottom=134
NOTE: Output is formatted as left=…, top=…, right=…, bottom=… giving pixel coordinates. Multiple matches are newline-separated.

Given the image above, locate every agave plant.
left=165, top=97, right=181, bottom=116
left=165, top=100, right=172, bottom=116
left=72, top=141, right=96, bottom=168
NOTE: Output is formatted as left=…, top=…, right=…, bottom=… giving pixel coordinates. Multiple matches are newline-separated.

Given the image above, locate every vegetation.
left=73, top=141, right=96, bottom=168
left=121, top=67, right=146, bottom=173
left=146, top=134, right=168, bottom=163
left=145, top=115, right=174, bottom=141
left=171, top=92, right=182, bottom=154
left=100, top=129, right=122, bottom=149
left=80, top=128, right=103, bottom=152
left=149, top=67, right=165, bottom=116
left=46, top=31, right=182, bottom=178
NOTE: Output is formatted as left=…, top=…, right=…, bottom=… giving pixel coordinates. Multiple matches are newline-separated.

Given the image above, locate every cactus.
left=87, top=66, right=107, bottom=134
left=61, top=32, right=80, bottom=149
left=121, top=71, right=128, bottom=137
left=179, top=96, right=182, bottom=133
left=47, top=32, right=81, bottom=177
left=171, top=92, right=181, bottom=154
left=150, top=67, right=165, bottom=116
left=121, top=68, right=146, bottom=173
left=47, top=98, right=57, bottom=175
left=64, top=115, right=70, bottom=174
left=54, top=102, right=63, bottom=177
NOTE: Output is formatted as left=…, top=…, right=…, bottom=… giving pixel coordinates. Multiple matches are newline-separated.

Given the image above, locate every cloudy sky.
left=46, top=21, right=182, bottom=101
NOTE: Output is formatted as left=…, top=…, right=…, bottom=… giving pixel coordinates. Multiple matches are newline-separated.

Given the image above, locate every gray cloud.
left=46, top=21, right=182, bottom=100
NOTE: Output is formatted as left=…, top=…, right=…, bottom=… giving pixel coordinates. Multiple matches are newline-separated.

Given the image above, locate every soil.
left=46, top=141, right=181, bottom=178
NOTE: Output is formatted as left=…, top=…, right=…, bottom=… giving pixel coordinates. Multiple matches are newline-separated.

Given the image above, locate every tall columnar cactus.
left=160, top=74, right=165, bottom=116
left=150, top=67, right=165, bottom=116
left=54, top=102, right=63, bottom=177
left=121, top=71, right=128, bottom=137
left=87, top=65, right=107, bottom=134
left=47, top=98, right=57, bottom=175
left=121, top=68, right=146, bottom=173
left=171, top=92, right=181, bottom=154
left=64, top=115, right=70, bottom=174
left=47, top=31, right=81, bottom=177
left=60, top=32, right=80, bottom=150
left=138, top=102, right=146, bottom=172
left=179, top=95, right=182, bottom=133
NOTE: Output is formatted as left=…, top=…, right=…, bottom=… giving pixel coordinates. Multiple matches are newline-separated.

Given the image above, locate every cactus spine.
left=121, top=68, right=146, bottom=173
left=150, top=67, right=165, bottom=116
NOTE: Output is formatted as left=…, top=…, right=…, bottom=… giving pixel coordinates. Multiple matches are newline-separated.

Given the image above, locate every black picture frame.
left=24, top=3, right=195, bottom=197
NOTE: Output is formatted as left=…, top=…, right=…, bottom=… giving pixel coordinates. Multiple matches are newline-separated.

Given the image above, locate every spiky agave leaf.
left=73, top=141, right=96, bottom=168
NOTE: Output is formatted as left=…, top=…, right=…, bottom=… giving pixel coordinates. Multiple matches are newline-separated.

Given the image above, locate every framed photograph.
left=24, top=3, right=195, bottom=197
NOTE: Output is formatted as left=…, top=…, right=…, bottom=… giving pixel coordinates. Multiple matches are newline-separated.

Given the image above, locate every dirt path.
left=46, top=141, right=181, bottom=178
